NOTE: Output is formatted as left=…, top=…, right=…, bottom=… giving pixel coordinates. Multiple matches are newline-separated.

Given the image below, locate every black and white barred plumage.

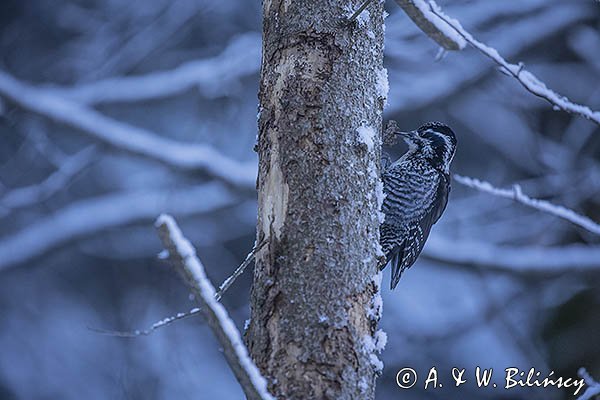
left=380, top=122, right=457, bottom=289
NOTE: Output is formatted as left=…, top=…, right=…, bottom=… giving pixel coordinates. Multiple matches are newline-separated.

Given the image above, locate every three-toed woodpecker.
left=380, top=122, right=457, bottom=289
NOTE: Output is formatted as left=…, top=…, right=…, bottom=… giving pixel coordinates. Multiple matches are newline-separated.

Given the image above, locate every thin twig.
left=454, top=174, right=600, bottom=236
left=155, top=215, right=274, bottom=400
left=428, top=0, right=600, bottom=125
left=94, top=238, right=266, bottom=337
left=0, top=145, right=97, bottom=216
left=577, top=368, right=600, bottom=400
left=348, top=0, right=373, bottom=22
left=89, top=308, right=202, bottom=338
left=217, top=239, right=266, bottom=301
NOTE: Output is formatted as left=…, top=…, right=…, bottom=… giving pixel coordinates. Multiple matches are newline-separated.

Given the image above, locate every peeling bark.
left=247, top=1, right=385, bottom=398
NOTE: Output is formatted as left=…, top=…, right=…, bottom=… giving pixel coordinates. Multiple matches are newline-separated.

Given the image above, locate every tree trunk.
left=247, top=1, right=386, bottom=399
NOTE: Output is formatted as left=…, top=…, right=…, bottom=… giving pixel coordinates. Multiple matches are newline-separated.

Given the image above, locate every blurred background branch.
left=0, top=70, right=257, bottom=187
left=45, top=32, right=261, bottom=105
left=0, top=145, right=97, bottom=216
left=0, top=182, right=237, bottom=271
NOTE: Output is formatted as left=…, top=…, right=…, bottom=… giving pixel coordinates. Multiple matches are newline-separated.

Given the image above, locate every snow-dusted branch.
left=91, top=307, right=202, bottom=337
left=454, top=175, right=600, bottom=236
left=0, top=70, right=257, bottom=188
left=0, top=146, right=97, bottom=217
left=428, top=0, right=600, bottom=125
left=0, top=183, right=237, bottom=272
left=577, top=368, right=600, bottom=400
left=95, top=239, right=266, bottom=337
left=393, top=0, right=466, bottom=50
left=155, top=215, right=273, bottom=400
left=46, top=33, right=261, bottom=105
left=424, top=235, right=600, bottom=276
left=386, top=3, right=588, bottom=112
left=216, top=239, right=266, bottom=300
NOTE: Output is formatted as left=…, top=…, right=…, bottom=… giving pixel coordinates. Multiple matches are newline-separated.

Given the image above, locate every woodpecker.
left=380, top=122, right=457, bottom=289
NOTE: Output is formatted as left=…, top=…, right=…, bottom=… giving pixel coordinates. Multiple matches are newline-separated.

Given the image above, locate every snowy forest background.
left=0, top=0, right=599, bottom=399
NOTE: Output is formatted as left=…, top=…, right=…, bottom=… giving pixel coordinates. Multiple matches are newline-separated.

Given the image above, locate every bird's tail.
left=390, top=252, right=403, bottom=290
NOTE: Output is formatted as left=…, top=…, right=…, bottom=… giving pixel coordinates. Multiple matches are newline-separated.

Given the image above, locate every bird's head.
left=396, top=121, right=457, bottom=173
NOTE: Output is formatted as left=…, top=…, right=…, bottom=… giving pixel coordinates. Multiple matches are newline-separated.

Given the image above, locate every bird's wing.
left=387, top=172, right=451, bottom=289
left=420, top=171, right=451, bottom=229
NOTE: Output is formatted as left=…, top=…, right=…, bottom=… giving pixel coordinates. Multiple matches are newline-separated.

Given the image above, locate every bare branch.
left=0, top=70, right=257, bottom=188
left=155, top=215, right=274, bottom=400
left=0, top=183, right=237, bottom=272
left=386, top=3, right=588, bottom=112
left=348, top=0, right=374, bottom=22
left=0, top=145, right=98, bottom=216
left=393, top=0, right=466, bottom=50
left=577, top=368, right=600, bottom=400
left=216, top=239, right=266, bottom=300
left=454, top=174, right=600, bottom=236
left=90, top=307, right=201, bottom=337
left=428, top=0, right=600, bottom=125
left=26, top=122, right=70, bottom=167
left=47, top=33, right=261, bottom=105
left=424, top=235, right=600, bottom=277
left=96, top=239, right=267, bottom=337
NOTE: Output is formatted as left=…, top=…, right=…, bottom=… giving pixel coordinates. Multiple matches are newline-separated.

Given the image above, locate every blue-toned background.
left=0, top=1, right=598, bottom=399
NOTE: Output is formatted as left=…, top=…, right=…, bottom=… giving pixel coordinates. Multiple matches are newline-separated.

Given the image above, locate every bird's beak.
left=396, top=130, right=418, bottom=138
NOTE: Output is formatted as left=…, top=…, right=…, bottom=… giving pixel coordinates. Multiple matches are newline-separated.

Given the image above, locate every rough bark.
left=246, top=1, right=385, bottom=399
